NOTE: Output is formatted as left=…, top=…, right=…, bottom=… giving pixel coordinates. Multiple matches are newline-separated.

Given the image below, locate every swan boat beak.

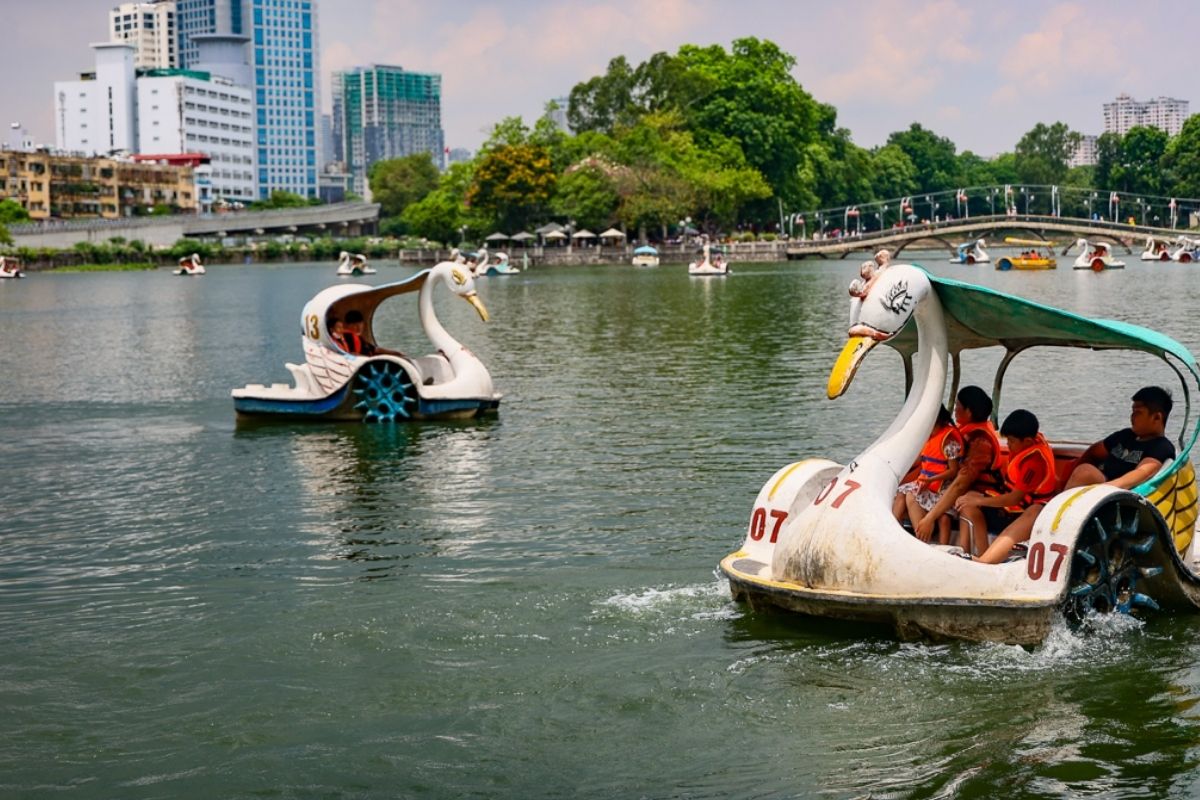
left=827, top=334, right=878, bottom=399
left=465, top=292, right=490, bottom=322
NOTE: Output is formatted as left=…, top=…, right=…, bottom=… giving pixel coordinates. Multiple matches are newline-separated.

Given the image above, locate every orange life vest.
left=958, top=420, right=1005, bottom=490
left=1004, top=434, right=1058, bottom=511
left=917, top=424, right=964, bottom=492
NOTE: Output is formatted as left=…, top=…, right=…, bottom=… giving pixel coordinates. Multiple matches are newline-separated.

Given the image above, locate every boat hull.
left=233, top=386, right=500, bottom=421
left=721, top=552, right=1057, bottom=644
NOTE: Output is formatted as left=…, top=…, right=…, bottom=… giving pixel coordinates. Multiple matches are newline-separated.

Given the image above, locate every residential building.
left=447, top=147, right=471, bottom=166
left=546, top=96, right=570, bottom=133
left=136, top=69, right=255, bottom=202
left=0, top=150, right=195, bottom=220
left=109, top=1, right=177, bottom=69
left=332, top=64, right=443, bottom=195
left=54, top=42, right=139, bottom=156
left=320, top=113, right=335, bottom=167
left=1069, top=134, right=1098, bottom=168
left=318, top=162, right=352, bottom=204
left=1103, top=94, right=1190, bottom=137
left=177, top=0, right=321, bottom=199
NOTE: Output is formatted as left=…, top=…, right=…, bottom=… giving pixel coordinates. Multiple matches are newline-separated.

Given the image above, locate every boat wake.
left=597, top=580, right=735, bottom=623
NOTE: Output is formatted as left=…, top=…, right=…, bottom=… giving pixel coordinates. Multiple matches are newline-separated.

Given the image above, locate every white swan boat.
left=336, top=251, right=375, bottom=276
left=1142, top=236, right=1173, bottom=261
left=476, top=251, right=520, bottom=276
left=949, top=239, right=989, bottom=265
left=1169, top=237, right=1199, bottom=264
left=0, top=256, right=25, bottom=279
left=632, top=245, right=660, bottom=267
left=688, top=241, right=730, bottom=275
left=720, top=261, right=1200, bottom=644
left=1071, top=239, right=1125, bottom=271
left=176, top=253, right=206, bottom=275
left=232, top=261, right=501, bottom=421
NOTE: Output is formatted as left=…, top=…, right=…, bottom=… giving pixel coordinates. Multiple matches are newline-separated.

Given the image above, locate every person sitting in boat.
left=956, top=409, right=1058, bottom=563
left=874, top=249, right=891, bottom=268
left=914, top=385, right=1005, bottom=545
left=895, top=405, right=962, bottom=544
left=330, top=310, right=406, bottom=359
left=1063, top=386, right=1176, bottom=491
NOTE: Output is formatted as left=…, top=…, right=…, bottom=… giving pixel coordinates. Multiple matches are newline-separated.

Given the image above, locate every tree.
left=0, top=198, right=30, bottom=225
left=886, top=124, right=959, bottom=193
left=0, top=222, right=10, bottom=246
left=467, top=143, right=557, bottom=231
left=400, top=162, right=478, bottom=244
left=1014, top=122, right=1080, bottom=186
left=870, top=145, right=918, bottom=200
left=1116, top=125, right=1169, bottom=196
left=249, top=190, right=313, bottom=210
left=1093, top=132, right=1122, bottom=190
left=368, top=153, right=439, bottom=218
left=553, top=165, right=620, bottom=232
left=1163, top=115, right=1200, bottom=198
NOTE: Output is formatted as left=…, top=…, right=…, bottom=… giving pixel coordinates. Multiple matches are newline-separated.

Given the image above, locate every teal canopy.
left=884, top=270, right=1197, bottom=373
left=634, top=245, right=658, bottom=255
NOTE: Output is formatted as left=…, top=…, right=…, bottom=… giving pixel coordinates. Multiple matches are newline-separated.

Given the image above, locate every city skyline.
left=3, top=0, right=1199, bottom=160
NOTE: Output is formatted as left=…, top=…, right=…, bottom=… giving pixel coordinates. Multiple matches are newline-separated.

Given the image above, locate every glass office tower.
left=177, top=0, right=319, bottom=199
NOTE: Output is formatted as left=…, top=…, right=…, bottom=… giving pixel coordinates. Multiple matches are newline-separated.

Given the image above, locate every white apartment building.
left=109, top=1, right=177, bottom=70
left=1069, top=134, right=1098, bottom=168
left=137, top=74, right=255, bottom=202
left=54, top=42, right=139, bottom=155
left=1103, top=93, right=1190, bottom=137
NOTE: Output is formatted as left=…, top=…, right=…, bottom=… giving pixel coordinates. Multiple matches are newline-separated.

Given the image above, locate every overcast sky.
left=3, top=0, right=1195, bottom=157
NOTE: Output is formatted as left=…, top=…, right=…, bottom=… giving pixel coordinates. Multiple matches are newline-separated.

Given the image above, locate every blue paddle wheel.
left=353, top=360, right=418, bottom=422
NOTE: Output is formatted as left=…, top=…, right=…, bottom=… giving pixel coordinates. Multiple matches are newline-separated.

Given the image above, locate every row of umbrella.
left=483, top=226, right=627, bottom=243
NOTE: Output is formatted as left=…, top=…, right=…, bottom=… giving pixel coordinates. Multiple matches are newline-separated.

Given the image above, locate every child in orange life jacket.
left=955, top=409, right=1058, bottom=563
left=915, top=385, right=1004, bottom=545
left=894, top=405, right=962, bottom=544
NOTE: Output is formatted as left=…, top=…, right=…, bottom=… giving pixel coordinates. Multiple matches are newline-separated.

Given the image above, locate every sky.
left=2, top=0, right=1196, bottom=158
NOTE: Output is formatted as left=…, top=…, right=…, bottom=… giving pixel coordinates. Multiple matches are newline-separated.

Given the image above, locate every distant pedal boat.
left=1071, top=239, right=1125, bottom=271
left=176, top=253, right=205, bottom=275
left=232, top=262, right=501, bottom=421
left=688, top=241, right=730, bottom=275
left=0, top=256, right=25, bottom=279
left=336, top=251, right=375, bottom=276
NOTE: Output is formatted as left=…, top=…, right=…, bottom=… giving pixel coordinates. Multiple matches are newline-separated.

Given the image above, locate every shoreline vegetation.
left=54, top=262, right=158, bottom=272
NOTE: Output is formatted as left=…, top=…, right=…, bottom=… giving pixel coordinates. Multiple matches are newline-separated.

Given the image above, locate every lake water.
left=4, top=253, right=1200, bottom=798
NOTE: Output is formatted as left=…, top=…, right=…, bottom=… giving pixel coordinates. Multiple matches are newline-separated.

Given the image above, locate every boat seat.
left=285, top=362, right=317, bottom=394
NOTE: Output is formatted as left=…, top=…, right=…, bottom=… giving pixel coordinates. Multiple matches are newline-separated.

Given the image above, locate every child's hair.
left=957, top=385, right=993, bottom=423
left=1132, top=386, right=1173, bottom=422
left=999, top=409, right=1040, bottom=439
left=935, top=404, right=953, bottom=428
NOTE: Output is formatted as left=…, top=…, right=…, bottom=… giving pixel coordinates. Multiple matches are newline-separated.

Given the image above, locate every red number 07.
left=813, top=478, right=862, bottom=509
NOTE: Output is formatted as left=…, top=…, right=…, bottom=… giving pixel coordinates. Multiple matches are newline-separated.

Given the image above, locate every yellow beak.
left=465, top=293, right=489, bottom=322
left=828, top=335, right=877, bottom=399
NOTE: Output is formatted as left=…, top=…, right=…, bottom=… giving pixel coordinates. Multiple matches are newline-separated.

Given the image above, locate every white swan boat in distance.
left=176, top=253, right=205, bottom=275
left=688, top=240, right=730, bottom=275
left=1071, top=239, right=1126, bottom=271
left=0, top=256, right=25, bottom=278
left=949, top=239, right=989, bottom=265
left=232, top=261, right=500, bottom=421
left=336, top=251, right=375, bottom=276
left=720, top=262, right=1200, bottom=644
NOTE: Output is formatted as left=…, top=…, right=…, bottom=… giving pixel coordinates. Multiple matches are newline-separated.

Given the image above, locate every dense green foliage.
left=368, top=37, right=1200, bottom=243
left=368, top=153, right=440, bottom=220
left=0, top=198, right=31, bottom=225
left=249, top=191, right=320, bottom=210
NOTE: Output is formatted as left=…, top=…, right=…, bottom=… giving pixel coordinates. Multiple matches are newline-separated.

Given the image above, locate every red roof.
left=132, top=153, right=211, bottom=166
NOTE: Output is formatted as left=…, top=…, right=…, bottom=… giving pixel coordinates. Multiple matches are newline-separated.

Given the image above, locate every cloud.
left=998, top=3, right=1140, bottom=93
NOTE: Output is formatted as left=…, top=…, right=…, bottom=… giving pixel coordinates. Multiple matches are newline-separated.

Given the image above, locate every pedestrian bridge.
left=8, top=202, right=381, bottom=249
left=786, top=213, right=1184, bottom=259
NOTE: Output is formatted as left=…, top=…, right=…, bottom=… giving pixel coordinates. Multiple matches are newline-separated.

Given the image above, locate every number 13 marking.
left=813, top=478, right=862, bottom=509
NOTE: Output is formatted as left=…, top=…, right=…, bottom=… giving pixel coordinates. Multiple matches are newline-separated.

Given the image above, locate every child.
left=896, top=406, right=962, bottom=544
left=955, top=409, right=1058, bottom=563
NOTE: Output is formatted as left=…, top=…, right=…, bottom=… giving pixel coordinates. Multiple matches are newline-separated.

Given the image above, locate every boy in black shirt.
left=1064, top=386, right=1176, bottom=490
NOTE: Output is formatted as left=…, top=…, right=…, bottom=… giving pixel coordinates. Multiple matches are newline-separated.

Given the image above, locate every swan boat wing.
left=721, top=265, right=1200, bottom=643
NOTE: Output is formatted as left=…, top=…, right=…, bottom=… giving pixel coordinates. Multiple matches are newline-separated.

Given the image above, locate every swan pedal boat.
left=1142, top=237, right=1173, bottom=262
left=475, top=251, right=520, bottom=276
left=0, top=256, right=25, bottom=278
left=232, top=262, right=500, bottom=421
left=1071, top=239, right=1126, bottom=271
left=688, top=242, right=730, bottom=275
left=720, top=263, right=1200, bottom=644
left=949, top=240, right=989, bottom=265
left=176, top=254, right=205, bottom=275
left=336, top=251, right=376, bottom=276
left=1168, top=237, right=1200, bottom=264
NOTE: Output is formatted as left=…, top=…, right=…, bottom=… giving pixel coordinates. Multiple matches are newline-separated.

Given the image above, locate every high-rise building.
left=177, top=0, right=320, bottom=199
left=54, top=42, right=139, bottom=155
left=546, top=96, right=570, bottom=133
left=332, top=64, right=443, bottom=195
left=109, top=1, right=177, bottom=69
left=1069, top=134, right=1098, bottom=168
left=137, top=70, right=255, bottom=202
left=1103, top=94, right=1190, bottom=137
